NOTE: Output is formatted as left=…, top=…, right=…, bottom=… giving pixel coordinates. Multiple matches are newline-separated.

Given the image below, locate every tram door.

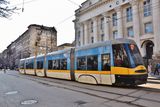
left=101, top=54, right=112, bottom=85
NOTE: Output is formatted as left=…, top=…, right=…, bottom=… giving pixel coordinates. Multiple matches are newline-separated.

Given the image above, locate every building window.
left=145, top=22, right=153, bottom=33
left=101, top=34, right=104, bottom=41
left=126, top=7, right=132, bottom=22
left=91, top=21, right=93, bottom=32
left=78, top=31, right=81, bottom=37
left=144, top=0, right=152, bottom=17
left=100, top=17, right=104, bottom=32
left=77, top=34, right=81, bottom=46
left=127, top=26, right=134, bottom=37
left=113, top=30, right=118, bottom=39
left=78, top=41, right=81, bottom=46
left=112, top=13, right=117, bottom=26
left=91, top=37, right=94, bottom=43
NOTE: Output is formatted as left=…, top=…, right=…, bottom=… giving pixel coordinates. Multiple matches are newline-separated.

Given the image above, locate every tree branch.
left=0, top=0, right=18, bottom=18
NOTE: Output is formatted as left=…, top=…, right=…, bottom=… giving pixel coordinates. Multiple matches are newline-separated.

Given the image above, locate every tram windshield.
left=113, top=43, right=144, bottom=68
left=113, top=44, right=130, bottom=67
left=128, top=44, right=144, bottom=67
left=20, top=61, right=25, bottom=69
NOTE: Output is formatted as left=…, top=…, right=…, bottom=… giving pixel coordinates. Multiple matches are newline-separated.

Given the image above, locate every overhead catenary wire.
left=10, top=0, right=40, bottom=7
left=22, top=0, right=24, bottom=12
left=9, top=0, right=81, bottom=26
left=66, top=0, right=81, bottom=7
left=56, top=15, right=75, bottom=26
left=8, top=0, right=160, bottom=29
left=56, top=0, right=160, bottom=29
left=56, top=0, right=82, bottom=26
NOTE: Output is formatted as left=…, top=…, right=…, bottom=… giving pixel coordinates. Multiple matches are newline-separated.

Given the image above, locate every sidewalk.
left=148, top=72, right=160, bottom=80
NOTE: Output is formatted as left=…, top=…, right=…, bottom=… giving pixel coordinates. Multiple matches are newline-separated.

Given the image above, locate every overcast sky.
left=0, top=0, right=85, bottom=52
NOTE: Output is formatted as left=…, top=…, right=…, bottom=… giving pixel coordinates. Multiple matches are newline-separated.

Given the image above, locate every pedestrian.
left=154, top=63, right=160, bottom=75
left=148, top=63, right=152, bottom=76
left=158, top=64, right=160, bottom=75
left=3, top=67, right=6, bottom=74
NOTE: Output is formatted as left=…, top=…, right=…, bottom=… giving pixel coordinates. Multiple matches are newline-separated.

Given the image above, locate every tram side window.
left=87, top=55, right=98, bottom=71
left=129, top=44, right=144, bottom=66
left=30, top=62, right=34, bottom=69
left=48, top=60, right=52, bottom=70
left=77, top=57, right=86, bottom=70
left=20, top=62, right=24, bottom=69
left=53, top=60, right=60, bottom=70
left=113, top=44, right=129, bottom=67
left=60, top=59, right=67, bottom=70
left=26, top=63, right=29, bottom=69
left=37, top=61, right=43, bottom=69
left=102, top=54, right=111, bottom=71
left=26, top=62, right=34, bottom=69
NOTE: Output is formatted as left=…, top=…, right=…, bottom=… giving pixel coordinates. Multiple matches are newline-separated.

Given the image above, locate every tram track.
left=7, top=72, right=160, bottom=107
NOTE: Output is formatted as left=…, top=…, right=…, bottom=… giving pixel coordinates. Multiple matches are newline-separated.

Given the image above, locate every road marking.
left=5, top=91, right=18, bottom=95
left=21, top=100, right=38, bottom=105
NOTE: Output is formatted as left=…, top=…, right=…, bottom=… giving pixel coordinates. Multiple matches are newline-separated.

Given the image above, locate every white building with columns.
left=74, top=0, right=160, bottom=59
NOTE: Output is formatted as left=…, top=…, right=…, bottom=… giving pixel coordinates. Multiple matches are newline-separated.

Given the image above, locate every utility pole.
left=43, top=38, right=47, bottom=77
left=34, top=36, right=41, bottom=75
left=34, top=42, right=38, bottom=75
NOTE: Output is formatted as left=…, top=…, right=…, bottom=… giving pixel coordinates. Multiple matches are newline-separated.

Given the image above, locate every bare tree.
left=0, top=0, right=18, bottom=18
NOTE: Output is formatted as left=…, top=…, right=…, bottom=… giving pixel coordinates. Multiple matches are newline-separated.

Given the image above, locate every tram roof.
left=75, top=38, right=136, bottom=51
left=20, top=47, right=74, bottom=60
left=47, top=47, right=74, bottom=56
left=21, top=39, right=135, bottom=60
left=25, top=56, right=35, bottom=60
left=20, top=58, right=26, bottom=61
left=111, top=38, right=135, bottom=44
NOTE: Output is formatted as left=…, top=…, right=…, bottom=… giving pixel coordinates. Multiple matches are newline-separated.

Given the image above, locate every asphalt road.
left=0, top=70, right=160, bottom=107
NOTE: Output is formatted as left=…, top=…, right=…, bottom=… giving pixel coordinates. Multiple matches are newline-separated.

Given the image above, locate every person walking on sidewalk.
left=3, top=67, right=6, bottom=74
left=154, top=63, right=160, bottom=75
left=148, top=63, right=152, bottom=76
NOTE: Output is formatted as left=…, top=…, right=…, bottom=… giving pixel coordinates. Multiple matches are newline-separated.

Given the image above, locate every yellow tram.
left=19, top=39, right=148, bottom=86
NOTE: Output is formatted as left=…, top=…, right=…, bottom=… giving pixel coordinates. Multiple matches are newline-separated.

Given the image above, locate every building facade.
left=74, top=0, right=160, bottom=59
left=1, top=24, right=57, bottom=69
left=58, top=43, right=74, bottom=50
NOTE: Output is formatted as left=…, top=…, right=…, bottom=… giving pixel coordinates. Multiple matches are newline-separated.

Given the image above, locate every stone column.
left=92, top=17, right=98, bottom=43
left=130, top=0, right=141, bottom=49
left=80, top=23, right=84, bottom=46
left=75, top=22, right=79, bottom=47
left=115, top=7, right=123, bottom=38
left=102, top=13, right=110, bottom=41
left=84, top=21, right=88, bottom=45
left=74, top=23, right=78, bottom=47
left=76, top=28, right=80, bottom=47
left=152, top=0, right=160, bottom=57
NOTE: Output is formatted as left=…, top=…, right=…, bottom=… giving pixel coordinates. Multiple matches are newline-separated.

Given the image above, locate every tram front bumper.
left=115, top=74, right=148, bottom=86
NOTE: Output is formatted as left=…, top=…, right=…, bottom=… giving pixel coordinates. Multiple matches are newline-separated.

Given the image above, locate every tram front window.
left=20, top=62, right=24, bottom=69
left=113, top=44, right=130, bottom=67
left=128, top=44, right=144, bottom=66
